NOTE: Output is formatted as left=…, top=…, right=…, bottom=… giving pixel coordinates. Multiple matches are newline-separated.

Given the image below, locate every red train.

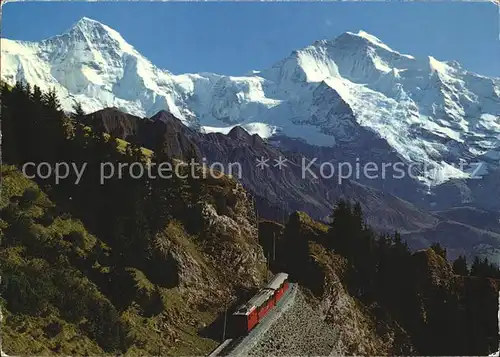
left=231, top=273, right=289, bottom=335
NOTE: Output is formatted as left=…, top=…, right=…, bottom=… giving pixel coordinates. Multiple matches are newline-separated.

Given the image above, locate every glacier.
left=2, top=16, right=500, bottom=186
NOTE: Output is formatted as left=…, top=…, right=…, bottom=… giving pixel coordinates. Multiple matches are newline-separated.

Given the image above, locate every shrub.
left=20, top=187, right=41, bottom=206
left=64, top=230, right=86, bottom=250
left=38, top=210, right=55, bottom=226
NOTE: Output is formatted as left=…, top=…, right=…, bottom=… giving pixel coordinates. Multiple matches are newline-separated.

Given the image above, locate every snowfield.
left=2, top=17, right=500, bottom=185
left=201, top=122, right=278, bottom=139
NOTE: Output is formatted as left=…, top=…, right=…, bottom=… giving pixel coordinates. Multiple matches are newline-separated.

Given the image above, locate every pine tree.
left=328, top=199, right=352, bottom=254
left=13, top=80, right=24, bottom=94
left=470, top=256, right=482, bottom=277
left=376, top=234, right=391, bottom=304
left=452, top=255, right=469, bottom=276
left=8, top=81, right=37, bottom=163
left=470, top=256, right=500, bottom=278
left=24, top=83, right=31, bottom=97
left=37, top=87, right=71, bottom=164
left=72, top=101, right=86, bottom=123
left=42, top=88, right=61, bottom=110
left=430, top=242, right=447, bottom=259
left=353, top=202, right=364, bottom=230
left=1, top=87, right=19, bottom=164
left=31, top=85, right=42, bottom=103
left=1, top=82, right=10, bottom=96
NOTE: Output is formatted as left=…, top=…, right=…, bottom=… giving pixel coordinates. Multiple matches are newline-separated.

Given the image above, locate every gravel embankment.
left=246, top=288, right=341, bottom=356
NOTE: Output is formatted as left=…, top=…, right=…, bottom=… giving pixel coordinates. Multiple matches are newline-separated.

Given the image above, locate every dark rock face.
left=433, top=169, right=500, bottom=212
left=433, top=206, right=500, bottom=234
left=87, top=107, right=142, bottom=141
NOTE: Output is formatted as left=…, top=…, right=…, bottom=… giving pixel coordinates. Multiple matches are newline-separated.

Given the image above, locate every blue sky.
left=3, top=2, right=500, bottom=77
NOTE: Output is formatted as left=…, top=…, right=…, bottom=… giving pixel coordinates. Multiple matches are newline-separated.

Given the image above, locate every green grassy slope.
left=0, top=165, right=223, bottom=355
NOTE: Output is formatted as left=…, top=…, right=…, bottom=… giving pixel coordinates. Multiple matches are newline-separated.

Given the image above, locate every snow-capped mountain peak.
left=343, top=30, right=411, bottom=57
left=71, top=16, right=107, bottom=30
left=63, top=16, right=136, bottom=55
left=2, top=18, right=500, bottom=186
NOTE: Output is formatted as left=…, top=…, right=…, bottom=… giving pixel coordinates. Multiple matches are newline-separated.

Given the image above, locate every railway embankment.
left=246, top=286, right=341, bottom=356
left=222, top=283, right=298, bottom=357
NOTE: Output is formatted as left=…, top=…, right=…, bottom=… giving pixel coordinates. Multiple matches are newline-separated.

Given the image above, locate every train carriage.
left=231, top=273, right=289, bottom=335
left=266, top=272, right=289, bottom=304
